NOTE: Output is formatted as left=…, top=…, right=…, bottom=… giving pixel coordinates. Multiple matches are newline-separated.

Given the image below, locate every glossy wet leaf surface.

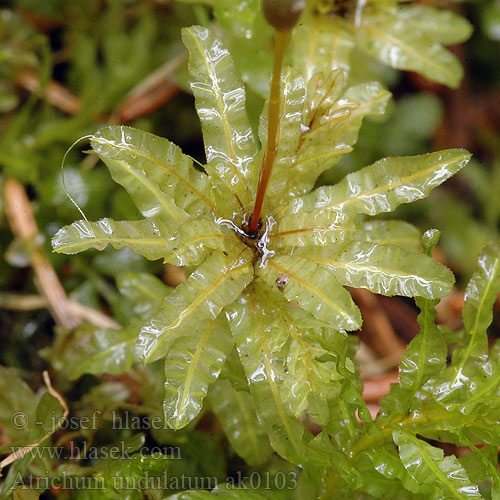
left=47, top=21, right=487, bottom=499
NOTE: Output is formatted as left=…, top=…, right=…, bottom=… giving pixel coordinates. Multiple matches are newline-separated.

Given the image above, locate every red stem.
left=249, top=30, right=291, bottom=234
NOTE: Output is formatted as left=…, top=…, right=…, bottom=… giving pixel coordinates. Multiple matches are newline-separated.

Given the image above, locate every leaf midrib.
left=56, top=236, right=172, bottom=254
left=93, top=136, right=218, bottom=216
left=307, top=255, right=446, bottom=288
left=148, top=260, right=252, bottom=359
left=174, top=320, right=217, bottom=428
left=360, top=21, right=457, bottom=84
left=325, top=155, right=461, bottom=212
left=268, top=259, right=351, bottom=321
left=186, top=30, right=251, bottom=199
left=411, top=437, right=471, bottom=499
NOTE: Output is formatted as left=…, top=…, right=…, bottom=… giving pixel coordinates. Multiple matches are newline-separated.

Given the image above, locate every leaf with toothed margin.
left=91, top=126, right=215, bottom=223
left=431, top=239, right=500, bottom=406
left=166, top=219, right=244, bottom=266
left=137, top=250, right=254, bottom=364
left=259, top=255, right=362, bottom=331
left=182, top=25, right=257, bottom=214
left=393, top=430, right=482, bottom=499
left=296, top=241, right=454, bottom=299
left=287, top=77, right=391, bottom=196
left=163, top=317, right=234, bottom=429
left=208, top=379, right=273, bottom=466
left=285, top=150, right=472, bottom=217
left=291, top=14, right=354, bottom=81
left=282, top=324, right=343, bottom=425
left=52, top=218, right=174, bottom=261
left=226, top=288, right=311, bottom=464
left=269, top=208, right=354, bottom=248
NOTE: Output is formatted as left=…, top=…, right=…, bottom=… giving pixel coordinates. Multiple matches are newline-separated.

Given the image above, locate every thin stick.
left=14, top=69, right=81, bottom=115
left=117, top=52, right=186, bottom=123
left=4, top=178, right=79, bottom=330
left=0, top=294, right=120, bottom=330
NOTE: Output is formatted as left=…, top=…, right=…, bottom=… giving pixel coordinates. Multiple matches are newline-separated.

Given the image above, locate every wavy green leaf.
left=357, top=10, right=464, bottom=88
left=270, top=208, right=354, bottom=248
left=138, top=249, right=254, bottom=363
left=302, top=69, right=345, bottom=126
left=163, top=317, right=233, bottom=429
left=380, top=297, right=446, bottom=418
left=271, top=217, right=421, bottom=250
left=91, top=126, right=214, bottom=223
left=209, top=379, right=272, bottom=465
left=69, top=325, right=137, bottom=380
left=167, top=219, right=244, bottom=266
left=394, top=5, right=473, bottom=45
left=459, top=436, right=500, bottom=497
left=323, top=337, right=368, bottom=451
left=283, top=325, right=342, bottom=425
left=401, top=299, right=446, bottom=394
left=363, top=442, right=424, bottom=499
left=117, top=271, right=171, bottom=319
left=291, top=14, right=354, bottom=81
left=260, top=255, right=362, bottom=330
left=288, top=149, right=471, bottom=217
left=288, top=79, right=390, bottom=196
left=226, top=290, right=309, bottom=464
left=182, top=25, right=256, bottom=212
left=52, top=218, right=174, bottom=261
left=463, top=238, right=500, bottom=354
left=433, top=239, right=500, bottom=405
left=354, top=220, right=422, bottom=252
left=393, top=430, right=483, bottom=499
left=299, top=241, right=454, bottom=299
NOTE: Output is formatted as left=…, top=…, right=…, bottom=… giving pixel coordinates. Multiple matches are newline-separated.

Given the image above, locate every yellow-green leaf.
left=163, top=317, right=234, bottom=429
left=138, top=250, right=253, bottom=363
left=91, top=126, right=214, bottom=222
left=299, top=241, right=454, bottom=299
left=209, top=379, right=273, bottom=466
left=291, top=14, right=354, bottom=81
left=167, top=219, right=244, bottom=266
left=259, top=255, right=362, bottom=330
left=287, top=79, right=390, bottom=195
left=182, top=26, right=256, bottom=213
left=226, top=290, right=309, bottom=464
left=288, top=149, right=471, bottom=217
left=52, top=218, right=173, bottom=261
left=356, top=10, right=464, bottom=88
left=395, top=5, right=473, bottom=45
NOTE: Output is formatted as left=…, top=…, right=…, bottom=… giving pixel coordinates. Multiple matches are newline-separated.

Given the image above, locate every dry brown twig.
left=4, top=178, right=80, bottom=330
left=3, top=179, right=120, bottom=330
left=117, top=53, right=186, bottom=123
left=14, top=69, right=82, bottom=115
left=0, top=293, right=120, bottom=330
